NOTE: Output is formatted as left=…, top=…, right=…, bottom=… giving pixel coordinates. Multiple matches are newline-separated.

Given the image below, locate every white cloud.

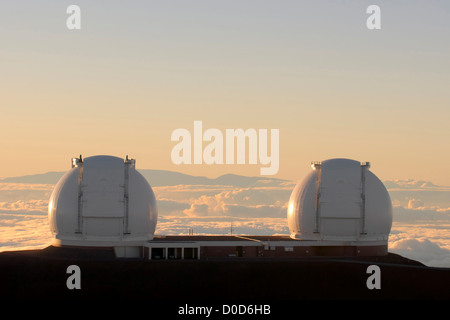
left=407, top=198, right=424, bottom=209
left=387, top=179, right=450, bottom=224
left=389, top=221, right=450, bottom=267
left=156, top=199, right=190, bottom=216
left=155, top=215, right=289, bottom=236
left=0, top=182, right=53, bottom=202
left=0, top=213, right=51, bottom=252
left=385, top=179, right=450, bottom=211
left=0, top=200, right=48, bottom=214
left=393, top=205, right=450, bottom=222
left=180, top=187, right=288, bottom=217
left=389, top=237, right=450, bottom=268
left=184, top=203, right=210, bottom=217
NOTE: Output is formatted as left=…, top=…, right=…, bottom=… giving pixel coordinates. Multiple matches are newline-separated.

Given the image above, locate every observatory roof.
left=151, top=235, right=293, bottom=242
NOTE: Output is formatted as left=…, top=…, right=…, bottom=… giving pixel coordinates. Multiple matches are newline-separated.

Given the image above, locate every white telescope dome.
left=287, top=158, right=392, bottom=242
left=48, top=155, right=158, bottom=247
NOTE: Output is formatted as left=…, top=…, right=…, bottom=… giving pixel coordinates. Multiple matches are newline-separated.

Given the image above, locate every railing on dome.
left=123, top=155, right=135, bottom=235
left=311, top=161, right=322, bottom=234
left=360, top=162, right=370, bottom=235
left=72, top=155, right=84, bottom=234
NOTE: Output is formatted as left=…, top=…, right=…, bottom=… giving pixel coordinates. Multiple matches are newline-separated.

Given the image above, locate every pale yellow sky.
left=1, top=1, right=449, bottom=185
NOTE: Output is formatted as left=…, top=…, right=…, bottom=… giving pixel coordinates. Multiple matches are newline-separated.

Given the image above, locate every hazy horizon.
left=1, top=168, right=450, bottom=268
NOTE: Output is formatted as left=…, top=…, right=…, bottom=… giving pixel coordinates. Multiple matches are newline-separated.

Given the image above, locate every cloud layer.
left=389, top=222, right=450, bottom=268
left=0, top=177, right=450, bottom=268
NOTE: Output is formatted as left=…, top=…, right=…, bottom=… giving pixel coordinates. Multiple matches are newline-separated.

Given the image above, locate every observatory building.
left=48, top=155, right=158, bottom=258
left=287, top=158, right=393, bottom=256
left=48, top=156, right=392, bottom=259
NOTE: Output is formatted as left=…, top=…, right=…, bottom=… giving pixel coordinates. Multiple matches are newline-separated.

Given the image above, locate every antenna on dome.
left=361, top=161, right=370, bottom=169
left=71, top=155, right=83, bottom=168
left=311, top=161, right=321, bottom=170
left=124, top=155, right=135, bottom=168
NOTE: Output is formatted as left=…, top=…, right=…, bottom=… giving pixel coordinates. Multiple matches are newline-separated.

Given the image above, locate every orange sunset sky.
left=1, top=1, right=449, bottom=186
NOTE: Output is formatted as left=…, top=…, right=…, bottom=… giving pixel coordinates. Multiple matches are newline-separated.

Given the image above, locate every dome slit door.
left=80, top=156, right=126, bottom=239
left=319, top=161, right=362, bottom=240
left=313, top=162, right=322, bottom=234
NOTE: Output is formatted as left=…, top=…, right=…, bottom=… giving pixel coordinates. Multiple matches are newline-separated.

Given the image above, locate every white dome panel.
left=48, top=155, right=158, bottom=247
left=287, top=158, right=392, bottom=243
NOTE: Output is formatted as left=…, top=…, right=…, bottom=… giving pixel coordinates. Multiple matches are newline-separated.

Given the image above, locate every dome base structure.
left=49, top=241, right=148, bottom=258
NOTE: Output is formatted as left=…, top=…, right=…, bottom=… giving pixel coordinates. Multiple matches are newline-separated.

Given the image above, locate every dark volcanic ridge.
left=0, top=246, right=449, bottom=301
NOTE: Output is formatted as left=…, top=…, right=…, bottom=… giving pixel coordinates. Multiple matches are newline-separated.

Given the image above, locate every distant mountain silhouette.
left=0, top=170, right=289, bottom=187
left=382, top=179, right=447, bottom=190
left=0, top=171, right=65, bottom=185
